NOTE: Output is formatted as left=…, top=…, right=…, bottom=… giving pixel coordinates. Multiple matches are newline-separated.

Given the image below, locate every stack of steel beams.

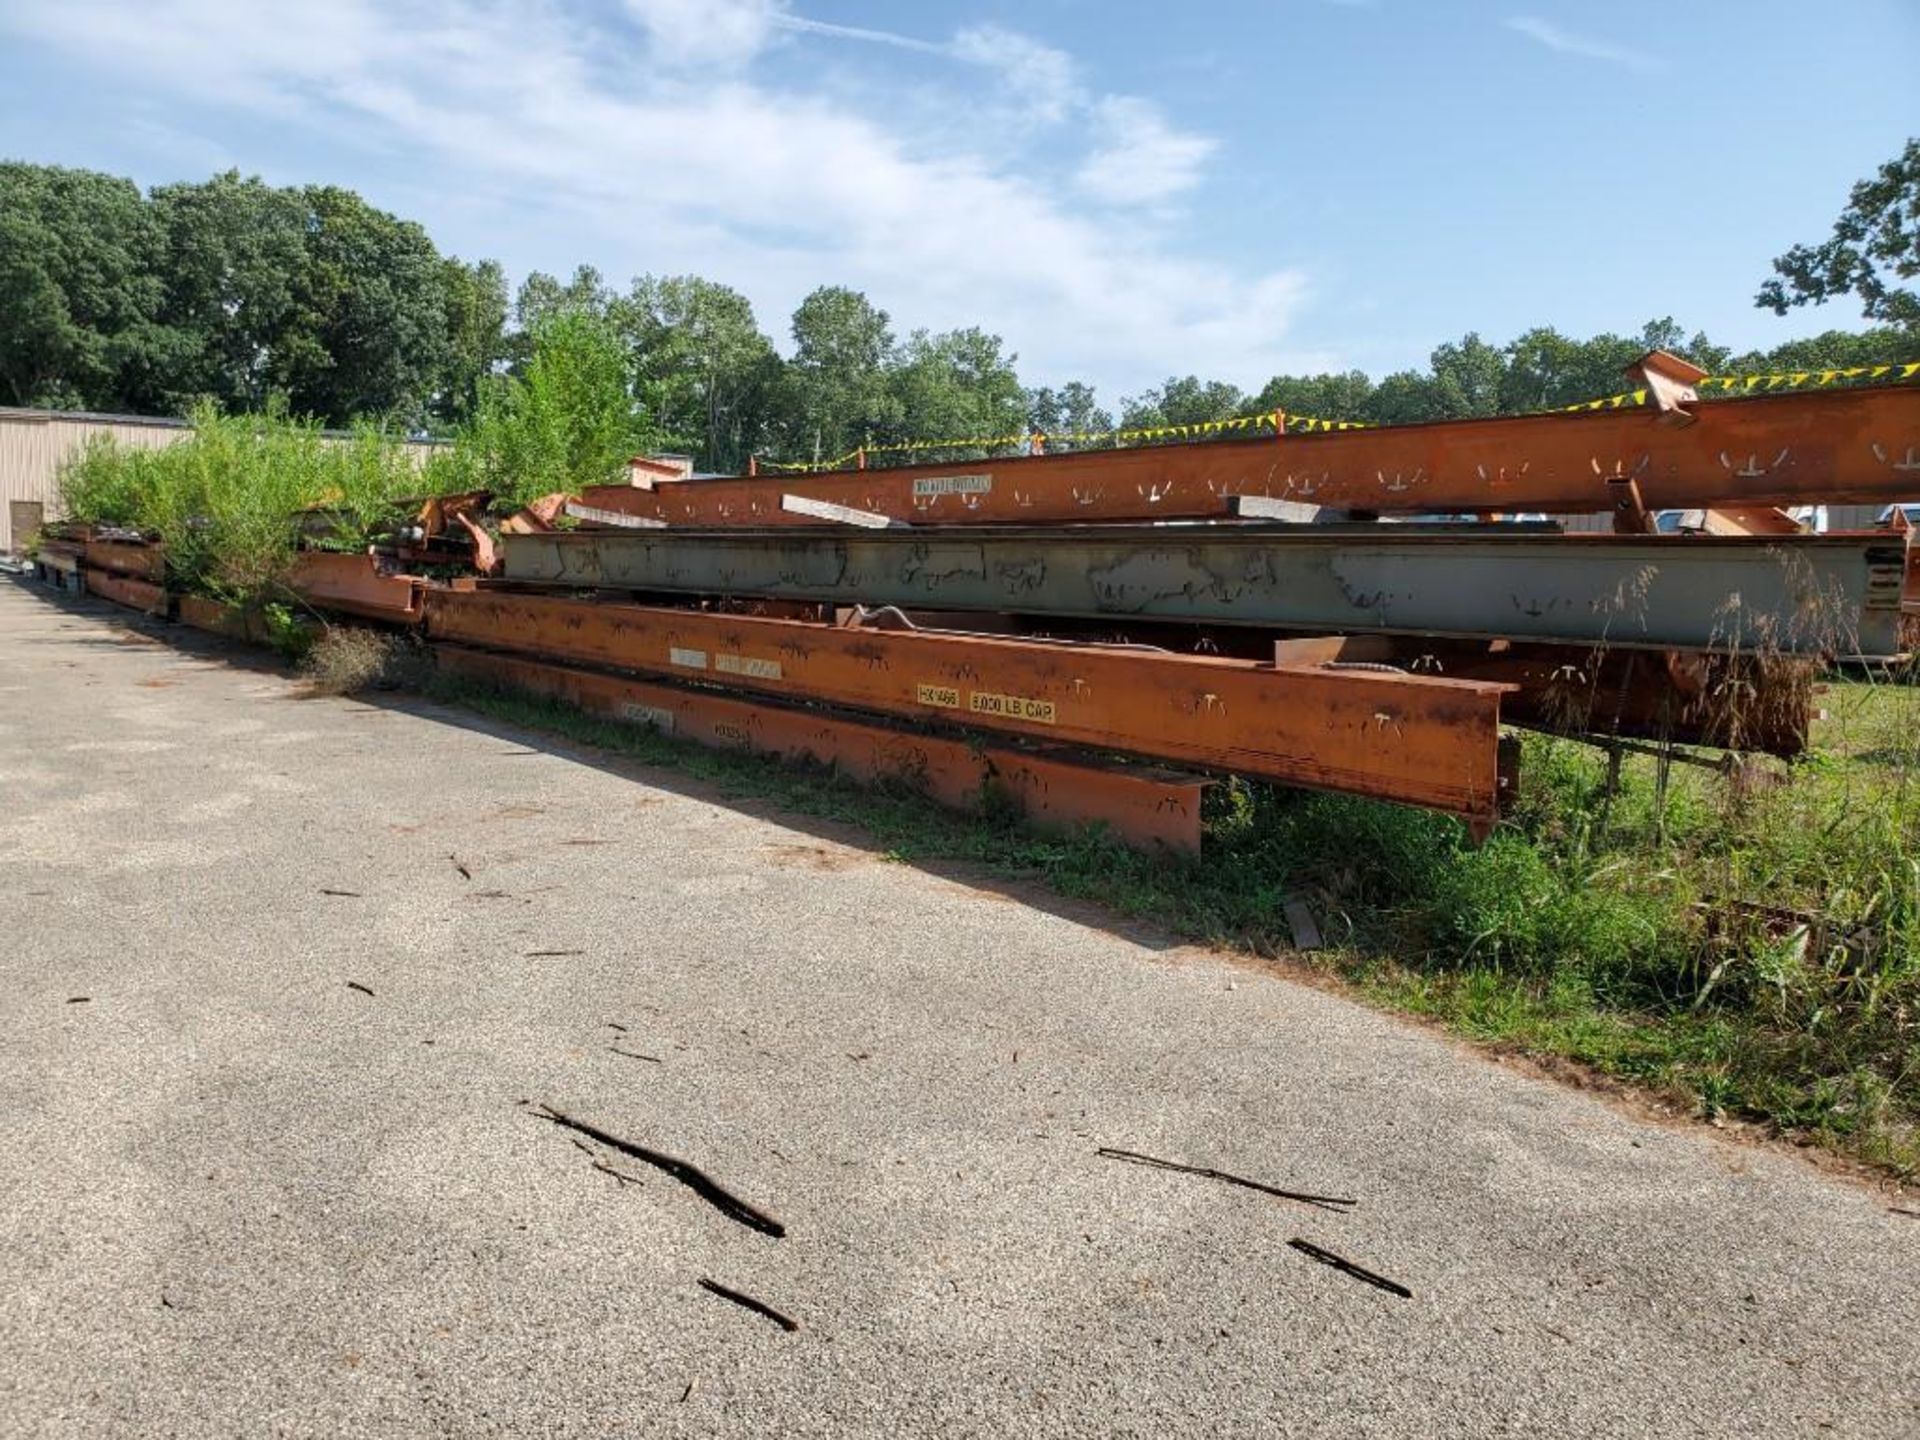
left=44, top=360, right=1920, bottom=848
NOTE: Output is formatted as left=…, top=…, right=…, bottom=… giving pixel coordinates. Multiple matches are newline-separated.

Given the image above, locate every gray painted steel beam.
left=500, top=526, right=1909, bottom=657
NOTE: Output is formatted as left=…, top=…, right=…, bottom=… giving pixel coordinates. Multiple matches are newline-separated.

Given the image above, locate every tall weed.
left=57, top=401, right=429, bottom=604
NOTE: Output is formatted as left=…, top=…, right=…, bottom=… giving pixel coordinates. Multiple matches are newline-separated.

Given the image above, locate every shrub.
left=58, top=401, right=428, bottom=605
left=436, top=310, right=657, bottom=508
left=302, top=625, right=409, bottom=694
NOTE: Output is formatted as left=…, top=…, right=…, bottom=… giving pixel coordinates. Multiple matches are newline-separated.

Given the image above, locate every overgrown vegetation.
left=55, top=311, right=648, bottom=602
left=428, top=670, right=1919, bottom=1177
left=426, top=310, right=656, bottom=508
left=57, top=400, right=424, bottom=604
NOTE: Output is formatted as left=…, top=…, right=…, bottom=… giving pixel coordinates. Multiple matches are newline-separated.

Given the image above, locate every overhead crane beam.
left=497, top=527, right=1909, bottom=658
left=422, top=589, right=1515, bottom=828
left=572, top=382, right=1920, bottom=529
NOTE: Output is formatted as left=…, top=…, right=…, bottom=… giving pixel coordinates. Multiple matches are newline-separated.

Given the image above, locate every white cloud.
left=1505, top=16, right=1658, bottom=72
left=1076, top=96, right=1217, bottom=206
left=755, top=12, right=1085, bottom=127
left=624, top=0, right=783, bottom=69
left=949, top=24, right=1084, bottom=125
left=0, top=0, right=1312, bottom=394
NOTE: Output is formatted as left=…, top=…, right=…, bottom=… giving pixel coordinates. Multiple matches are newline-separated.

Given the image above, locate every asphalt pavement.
left=1, top=577, right=1915, bottom=1438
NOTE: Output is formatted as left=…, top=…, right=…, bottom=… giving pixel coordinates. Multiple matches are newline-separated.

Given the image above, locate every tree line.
left=3, top=146, right=1915, bottom=476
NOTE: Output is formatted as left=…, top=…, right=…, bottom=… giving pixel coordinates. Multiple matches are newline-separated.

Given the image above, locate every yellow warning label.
left=915, top=683, right=961, bottom=709
left=968, top=691, right=1057, bottom=724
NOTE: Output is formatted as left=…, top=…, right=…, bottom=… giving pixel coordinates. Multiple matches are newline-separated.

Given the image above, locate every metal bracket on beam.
left=781, top=494, right=906, bottom=529
left=1630, top=349, right=1709, bottom=427
left=1608, top=475, right=1655, bottom=535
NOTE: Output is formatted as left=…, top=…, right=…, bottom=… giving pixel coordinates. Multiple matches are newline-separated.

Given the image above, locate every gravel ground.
left=1, top=577, right=1916, bottom=1439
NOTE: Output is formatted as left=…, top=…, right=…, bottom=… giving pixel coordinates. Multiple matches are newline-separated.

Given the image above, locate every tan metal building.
left=0, top=408, right=198, bottom=553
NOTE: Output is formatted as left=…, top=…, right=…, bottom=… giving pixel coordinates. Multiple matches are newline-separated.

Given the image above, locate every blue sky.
left=1, top=0, right=1914, bottom=403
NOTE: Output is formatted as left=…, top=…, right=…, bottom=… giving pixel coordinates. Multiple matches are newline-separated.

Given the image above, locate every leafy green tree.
left=618, top=274, right=779, bottom=472
left=1254, top=370, right=1375, bottom=425
left=1120, top=375, right=1246, bottom=430
left=0, top=163, right=169, bottom=408
left=143, top=173, right=502, bottom=425
left=514, top=266, right=613, bottom=336
left=883, top=327, right=1027, bottom=452
left=1728, top=326, right=1920, bottom=375
left=442, top=309, right=655, bottom=506
left=1426, top=332, right=1506, bottom=418
left=437, top=258, right=509, bottom=426
left=1026, top=381, right=1113, bottom=446
left=272, top=185, right=466, bottom=425
left=143, top=171, right=308, bottom=414
left=1759, top=139, right=1919, bottom=330
left=1497, top=321, right=1727, bottom=412
left=780, top=286, right=900, bottom=461
left=1494, top=327, right=1594, bottom=412
left=1633, top=318, right=1729, bottom=375
left=1360, top=370, right=1447, bottom=425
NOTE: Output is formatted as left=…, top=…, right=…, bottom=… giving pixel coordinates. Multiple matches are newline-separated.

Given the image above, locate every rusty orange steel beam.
left=287, top=551, right=424, bottom=624
left=423, top=589, right=1512, bottom=826
left=175, top=594, right=276, bottom=643
left=435, top=645, right=1208, bottom=853
left=84, top=568, right=168, bottom=616
left=83, top=539, right=166, bottom=582
left=574, top=384, right=1920, bottom=528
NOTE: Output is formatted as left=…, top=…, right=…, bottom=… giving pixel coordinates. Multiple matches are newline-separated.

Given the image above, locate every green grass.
left=425, top=667, right=1920, bottom=1178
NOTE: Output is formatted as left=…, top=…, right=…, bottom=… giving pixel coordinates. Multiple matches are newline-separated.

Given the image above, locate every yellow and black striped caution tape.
left=754, top=408, right=1368, bottom=473
left=1557, top=388, right=1650, bottom=413
left=753, top=360, right=1918, bottom=473
left=1701, top=360, right=1920, bottom=392
left=1560, top=360, right=1920, bottom=414
left=756, top=453, right=855, bottom=473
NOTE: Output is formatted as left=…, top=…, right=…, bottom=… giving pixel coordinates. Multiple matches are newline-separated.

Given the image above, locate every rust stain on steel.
left=83, top=539, right=166, bottom=582
left=570, top=384, right=1920, bottom=528
left=175, top=594, right=276, bottom=643
left=433, top=644, right=1208, bottom=853
left=83, top=567, right=169, bottom=616
left=1282, top=636, right=1815, bottom=759
left=423, top=589, right=1511, bottom=824
left=286, top=551, right=424, bottom=624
